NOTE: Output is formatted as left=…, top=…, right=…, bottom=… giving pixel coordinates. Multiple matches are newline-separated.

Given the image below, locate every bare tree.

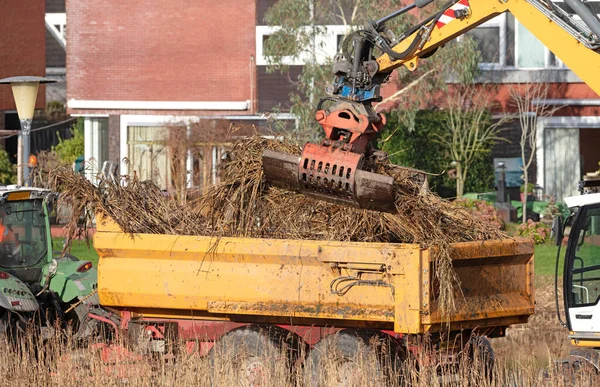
left=440, top=85, right=509, bottom=198
left=510, top=82, right=560, bottom=223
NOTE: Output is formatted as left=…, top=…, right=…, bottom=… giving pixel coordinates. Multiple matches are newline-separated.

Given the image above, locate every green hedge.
left=378, top=110, right=495, bottom=198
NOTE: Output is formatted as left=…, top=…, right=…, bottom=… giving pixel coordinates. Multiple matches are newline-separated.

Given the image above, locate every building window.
left=464, top=13, right=572, bottom=70
left=515, top=22, right=566, bottom=69
left=127, top=126, right=171, bottom=190
left=464, top=14, right=506, bottom=68
left=256, top=25, right=350, bottom=66
left=468, top=27, right=501, bottom=64
left=83, top=117, right=108, bottom=184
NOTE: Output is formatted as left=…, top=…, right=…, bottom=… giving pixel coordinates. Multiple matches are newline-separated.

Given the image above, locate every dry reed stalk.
left=1, top=319, right=597, bottom=387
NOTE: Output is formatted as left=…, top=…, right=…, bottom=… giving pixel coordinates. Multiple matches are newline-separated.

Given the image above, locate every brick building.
left=0, top=0, right=70, bottom=166
left=67, top=0, right=600, bottom=200
left=461, top=6, right=600, bottom=201
left=67, top=0, right=345, bottom=188
left=67, top=0, right=263, bottom=186
left=0, top=0, right=47, bottom=133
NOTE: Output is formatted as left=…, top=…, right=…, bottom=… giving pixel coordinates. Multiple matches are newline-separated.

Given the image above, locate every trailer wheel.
left=466, top=336, right=495, bottom=381
left=304, top=329, right=407, bottom=387
left=209, top=325, right=301, bottom=387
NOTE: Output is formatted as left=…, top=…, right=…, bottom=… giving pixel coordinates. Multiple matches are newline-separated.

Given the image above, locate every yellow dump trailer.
left=95, top=214, right=533, bottom=336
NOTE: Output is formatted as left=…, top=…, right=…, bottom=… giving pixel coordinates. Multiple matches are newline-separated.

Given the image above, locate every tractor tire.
left=304, top=329, right=408, bottom=387
left=208, top=325, right=301, bottom=387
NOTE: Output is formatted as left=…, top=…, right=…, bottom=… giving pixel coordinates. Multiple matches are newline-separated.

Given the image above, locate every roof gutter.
left=67, top=100, right=250, bottom=111
left=532, top=99, right=600, bottom=106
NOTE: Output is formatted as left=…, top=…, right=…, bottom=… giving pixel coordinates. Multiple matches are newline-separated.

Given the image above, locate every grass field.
left=52, top=238, right=99, bottom=266
left=534, top=243, right=561, bottom=277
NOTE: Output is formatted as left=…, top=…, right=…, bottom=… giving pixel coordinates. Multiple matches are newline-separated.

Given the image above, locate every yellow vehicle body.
left=95, top=215, right=534, bottom=335
left=378, top=0, right=600, bottom=96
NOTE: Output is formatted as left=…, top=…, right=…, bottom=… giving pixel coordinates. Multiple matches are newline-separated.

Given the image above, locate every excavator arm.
left=262, top=0, right=600, bottom=212
left=379, top=0, right=600, bottom=90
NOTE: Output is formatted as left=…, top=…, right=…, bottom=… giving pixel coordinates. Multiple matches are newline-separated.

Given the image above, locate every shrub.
left=454, top=198, right=503, bottom=230
left=0, top=149, right=16, bottom=185
left=520, top=182, right=535, bottom=193
left=541, top=195, right=570, bottom=221
left=518, top=219, right=550, bottom=244
left=53, top=118, right=84, bottom=164
left=379, top=110, right=495, bottom=198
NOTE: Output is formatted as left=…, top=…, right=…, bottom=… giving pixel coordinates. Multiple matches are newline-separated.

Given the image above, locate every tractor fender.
left=0, top=273, right=38, bottom=312
left=47, top=259, right=98, bottom=304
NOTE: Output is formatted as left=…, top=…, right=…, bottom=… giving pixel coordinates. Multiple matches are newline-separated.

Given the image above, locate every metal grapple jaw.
left=262, top=144, right=397, bottom=213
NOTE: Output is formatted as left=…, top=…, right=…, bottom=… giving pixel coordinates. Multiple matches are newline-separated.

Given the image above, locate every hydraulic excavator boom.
left=262, top=0, right=600, bottom=211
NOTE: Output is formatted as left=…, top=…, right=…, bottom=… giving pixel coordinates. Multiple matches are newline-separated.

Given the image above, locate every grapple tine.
left=262, top=147, right=398, bottom=213
left=261, top=149, right=300, bottom=192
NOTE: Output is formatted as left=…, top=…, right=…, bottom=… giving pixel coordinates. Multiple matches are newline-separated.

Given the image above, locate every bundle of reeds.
left=36, top=136, right=506, bottom=313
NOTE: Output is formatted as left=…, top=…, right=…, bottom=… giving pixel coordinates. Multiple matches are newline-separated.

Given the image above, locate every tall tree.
left=263, top=0, right=481, bottom=140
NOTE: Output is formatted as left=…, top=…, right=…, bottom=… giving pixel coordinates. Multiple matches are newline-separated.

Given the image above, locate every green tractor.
left=0, top=185, right=100, bottom=339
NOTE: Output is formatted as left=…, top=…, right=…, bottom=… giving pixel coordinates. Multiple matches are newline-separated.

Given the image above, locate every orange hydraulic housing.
left=263, top=104, right=397, bottom=212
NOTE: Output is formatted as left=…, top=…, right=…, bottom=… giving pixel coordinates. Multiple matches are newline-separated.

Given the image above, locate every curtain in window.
left=516, top=23, right=545, bottom=68
left=544, top=128, right=580, bottom=201
left=127, top=126, right=171, bottom=190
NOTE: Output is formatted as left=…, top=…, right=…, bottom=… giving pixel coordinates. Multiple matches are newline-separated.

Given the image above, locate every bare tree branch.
left=509, top=82, right=563, bottom=223
left=374, top=69, right=436, bottom=110
left=438, top=85, right=510, bottom=197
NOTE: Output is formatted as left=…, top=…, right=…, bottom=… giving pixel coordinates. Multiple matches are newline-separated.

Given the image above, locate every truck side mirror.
left=551, top=216, right=564, bottom=246
left=48, top=259, right=58, bottom=277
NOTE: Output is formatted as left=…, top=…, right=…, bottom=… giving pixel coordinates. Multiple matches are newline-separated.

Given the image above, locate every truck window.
left=570, top=207, right=600, bottom=307
left=0, top=200, right=48, bottom=268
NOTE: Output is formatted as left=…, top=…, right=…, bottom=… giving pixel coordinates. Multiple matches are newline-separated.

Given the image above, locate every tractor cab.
left=0, top=186, right=100, bottom=339
left=0, top=187, right=52, bottom=284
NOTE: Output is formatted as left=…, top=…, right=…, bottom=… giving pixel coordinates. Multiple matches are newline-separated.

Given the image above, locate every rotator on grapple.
left=262, top=0, right=446, bottom=212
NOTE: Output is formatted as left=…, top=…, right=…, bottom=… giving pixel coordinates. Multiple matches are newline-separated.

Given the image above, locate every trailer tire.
left=467, top=336, right=495, bottom=381
left=208, top=325, right=301, bottom=387
left=304, top=329, right=407, bottom=387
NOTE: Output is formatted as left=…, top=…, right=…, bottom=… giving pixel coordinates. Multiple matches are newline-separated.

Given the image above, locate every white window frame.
left=256, top=25, right=351, bottom=66
left=514, top=21, right=567, bottom=70
left=45, top=13, right=66, bottom=48
left=84, top=116, right=109, bottom=184
left=463, top=14, right=506, bottom=70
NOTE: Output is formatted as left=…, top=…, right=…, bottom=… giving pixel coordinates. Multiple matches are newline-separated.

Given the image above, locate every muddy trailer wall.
left=94, top=215, right=534, bottom=335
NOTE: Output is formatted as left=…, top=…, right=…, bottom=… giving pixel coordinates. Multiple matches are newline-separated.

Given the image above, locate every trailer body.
left=94, top=215, right=534, bottom=343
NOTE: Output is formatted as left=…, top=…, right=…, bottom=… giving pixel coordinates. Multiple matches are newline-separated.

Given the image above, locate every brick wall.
left=0, top=0, right=46, bottom=110
left=67, top=0, right=256, bottom=113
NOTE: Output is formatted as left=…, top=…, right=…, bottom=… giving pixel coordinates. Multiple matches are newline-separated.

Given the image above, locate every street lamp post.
left=0, top=76, right=56, bottom=185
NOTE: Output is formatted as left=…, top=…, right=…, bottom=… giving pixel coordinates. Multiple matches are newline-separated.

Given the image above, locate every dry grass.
left=0, top=283, right=597, bottom=386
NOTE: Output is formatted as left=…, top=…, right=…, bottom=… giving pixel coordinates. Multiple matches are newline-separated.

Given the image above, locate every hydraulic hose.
left=377, top=0, right=458, bottom=61
left=564, top=0, right=600, bottom=38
